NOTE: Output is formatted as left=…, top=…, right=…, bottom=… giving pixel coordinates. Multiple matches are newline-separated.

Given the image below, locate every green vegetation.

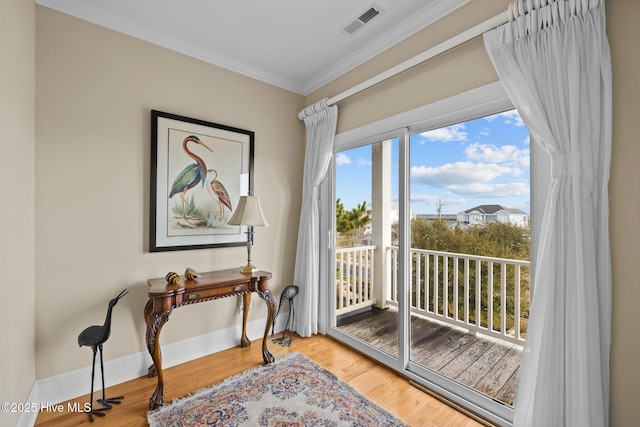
left=409, top=218, right=530, bottom=337
left=411, top=217, right=530, bottom=261
left=336, top=199, right=370, bottom=247
left=171, top=195, right=212, bottom=228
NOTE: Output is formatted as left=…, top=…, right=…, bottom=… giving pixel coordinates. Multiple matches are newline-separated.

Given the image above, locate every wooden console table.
left=144, top=269, right=276, bottom=409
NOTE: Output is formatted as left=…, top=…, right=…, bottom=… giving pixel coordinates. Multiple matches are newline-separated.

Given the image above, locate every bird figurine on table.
left=271, top=285, right=299, bottom=346
left=169, top=135, right=214, bottom=225
left=78, top=289, right=128, bottom=421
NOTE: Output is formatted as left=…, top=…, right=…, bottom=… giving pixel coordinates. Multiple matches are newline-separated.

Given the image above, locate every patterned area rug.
left=147, top=352, right=407, bottom=426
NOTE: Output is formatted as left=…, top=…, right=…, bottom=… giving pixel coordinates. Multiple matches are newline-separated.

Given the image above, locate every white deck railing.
left=335, top=246, right=376, bottom=316
left=335, top=245, right=530, bottom=345
left=390, top=247, right=529, bottom=345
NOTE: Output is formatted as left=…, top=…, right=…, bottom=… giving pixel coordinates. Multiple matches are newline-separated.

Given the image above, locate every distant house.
left=457, top=204, right=529, bottom=227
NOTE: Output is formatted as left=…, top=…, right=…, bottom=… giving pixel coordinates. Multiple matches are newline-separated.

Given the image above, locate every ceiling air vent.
left=342, top=4, right=384, bottom=35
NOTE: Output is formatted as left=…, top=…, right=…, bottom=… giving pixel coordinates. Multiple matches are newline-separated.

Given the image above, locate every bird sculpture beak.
left=117, top=289, right=128, bottom=299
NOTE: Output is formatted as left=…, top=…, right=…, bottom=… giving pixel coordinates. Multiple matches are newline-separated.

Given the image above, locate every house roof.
left=460, top=204, right=527, bottom=215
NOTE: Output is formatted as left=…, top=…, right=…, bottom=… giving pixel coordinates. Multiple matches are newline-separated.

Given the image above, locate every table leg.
left=258, top=289, right=276, bottom=364
left=143, top=300, right=157, bottom=377
left=145, top=309, right=170, bottom=409
left=240, top=293, right=251, bottom=347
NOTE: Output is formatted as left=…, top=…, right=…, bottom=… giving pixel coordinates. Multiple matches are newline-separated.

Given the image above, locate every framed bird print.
left=149, top=110, right=254, bottom=252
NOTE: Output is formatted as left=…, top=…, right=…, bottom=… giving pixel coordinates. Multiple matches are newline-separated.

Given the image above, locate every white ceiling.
left=36, top=0, right=469, bottom=95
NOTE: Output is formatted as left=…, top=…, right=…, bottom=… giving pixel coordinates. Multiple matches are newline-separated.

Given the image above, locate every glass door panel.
left=333, top=138, right=399, bottom=358
left=407, top=111, right=530, bottom=407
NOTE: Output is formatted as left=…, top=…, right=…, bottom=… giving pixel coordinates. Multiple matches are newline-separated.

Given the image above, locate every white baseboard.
left=19, top=315, right=285, bottom=427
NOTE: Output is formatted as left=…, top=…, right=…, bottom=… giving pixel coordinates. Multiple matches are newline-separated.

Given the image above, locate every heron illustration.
left=169, top=135, right=213, bottom=225
left=206, top=168, right=232, bottom=221
left=78, top=289, right=128, bottom=421
left=271, top=285, right=299, bottom=346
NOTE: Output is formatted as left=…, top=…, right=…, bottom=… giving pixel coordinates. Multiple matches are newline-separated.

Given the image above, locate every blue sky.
left=335, top=109, right=530, bottom=215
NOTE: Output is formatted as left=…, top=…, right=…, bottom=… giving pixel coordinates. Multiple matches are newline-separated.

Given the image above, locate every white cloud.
left=464, top=143, right=530, bottom=167
left=485, top=110, right=525, bottom=127
left=409, top=194, right=467, bottom=208
left=411, top=162, right=519, bottom=187
left=419, top=123, right=468, bottom=142
left=410, top=194, right=441, bottom=204
left=410, top=161, right=527, bottom=199
left=443, top=198, right=468, bottom=207
left=335, top=153, right=351, bottom=165
left=446, top=182, right=530, bottom=197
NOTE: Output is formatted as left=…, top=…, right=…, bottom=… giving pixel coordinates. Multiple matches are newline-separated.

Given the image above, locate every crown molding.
left=303, top=0, right=470, bottom=95
left=37, top=0, right=469, bottom=96
left=37, top=0, right=306, bottom=94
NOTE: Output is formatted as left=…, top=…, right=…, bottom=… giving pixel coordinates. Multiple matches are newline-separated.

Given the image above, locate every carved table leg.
left=240, top=293, right=251, bottom=347
left=258, top=289, right=276, bottom=364
left=146, top=309, right=170, bottom=409
left=143, top=300, right=157, bottom=377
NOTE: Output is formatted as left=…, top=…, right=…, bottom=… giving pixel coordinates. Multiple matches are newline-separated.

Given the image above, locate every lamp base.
left=239, top=263, right=257, bottom=274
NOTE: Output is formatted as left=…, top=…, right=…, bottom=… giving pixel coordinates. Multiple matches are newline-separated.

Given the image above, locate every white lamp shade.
left=227, top=195, right=270, bottom=227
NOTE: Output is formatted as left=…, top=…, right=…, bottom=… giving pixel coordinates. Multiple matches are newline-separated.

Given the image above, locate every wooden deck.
left=337, top=308, right=522, bottom=406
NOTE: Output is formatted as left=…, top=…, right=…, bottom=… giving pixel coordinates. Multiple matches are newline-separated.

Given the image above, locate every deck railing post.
left=384, top=246, right=529, bottom=346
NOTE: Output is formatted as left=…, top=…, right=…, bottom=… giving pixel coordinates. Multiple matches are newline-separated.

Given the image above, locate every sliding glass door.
left=325, top=83, right=532, bottom=425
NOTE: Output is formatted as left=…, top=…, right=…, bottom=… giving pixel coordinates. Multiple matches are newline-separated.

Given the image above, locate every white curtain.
left=293, top=99, right=338, bottom=337
left=484, top=0, right=611, bottom=425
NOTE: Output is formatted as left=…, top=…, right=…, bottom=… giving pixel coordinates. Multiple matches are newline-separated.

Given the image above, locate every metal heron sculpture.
left=271, top=285, right=299, bottom=346
left=78, top=289, right=128, bottom=421
left=206, top=168, right=233, bottom=221
left=169, top=135, right=214, bottom=225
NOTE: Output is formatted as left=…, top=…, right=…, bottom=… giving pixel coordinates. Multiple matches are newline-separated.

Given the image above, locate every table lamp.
left=227, top=195, right=269, bottom=273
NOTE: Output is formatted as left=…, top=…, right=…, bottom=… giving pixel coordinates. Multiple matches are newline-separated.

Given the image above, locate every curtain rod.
left=324, top=10, right=509, bottom=107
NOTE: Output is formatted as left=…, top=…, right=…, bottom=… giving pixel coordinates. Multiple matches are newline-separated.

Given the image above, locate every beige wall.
left=0, top=0, right=36, bottom=426
left=307, top=0, right=640, bottom=425
left=35, top=7, right=305, bottom=378
left=5, top=0, right=636, bottom=425
left=606, top=1, right=640, bottom=425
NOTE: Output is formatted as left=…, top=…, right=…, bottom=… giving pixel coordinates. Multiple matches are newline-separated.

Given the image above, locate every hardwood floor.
left=337, top=308, right=522, bottom=406
left=35, top=334, right=487, bottom=426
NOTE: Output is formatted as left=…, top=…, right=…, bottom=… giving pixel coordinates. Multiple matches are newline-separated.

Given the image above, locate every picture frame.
left=149, top=110, right=254, bottom=252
